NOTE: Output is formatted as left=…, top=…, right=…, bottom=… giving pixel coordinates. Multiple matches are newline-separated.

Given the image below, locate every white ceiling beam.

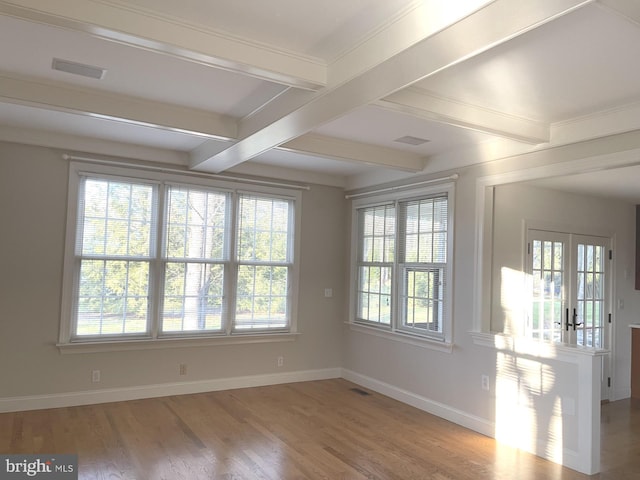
left=280, top=134, right=426, bottom=172
left=378, top=88, right=550, bottom=144
left=190, top=0, right=593, bottom=173
left=0, top=73, right=236, bottom=139
left=552, top=100, right=640, bottom=145
left=0, top=125, right=189, bottom=165
left=0, top=0, right=326, bottom=90
left=328, top=0, right=496, bottom=88
left=227, top=162, right=348, bottom=189
left=0, top=72, right=426, bottom=172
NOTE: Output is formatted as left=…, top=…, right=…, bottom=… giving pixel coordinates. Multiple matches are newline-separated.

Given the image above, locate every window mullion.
left=226, top=192, right=238, bottom=335
left=99, top=260, right=107, bottom=336
left=149, top=182, right=164, bottom=340
left=393, top=200, right=401, bottom=332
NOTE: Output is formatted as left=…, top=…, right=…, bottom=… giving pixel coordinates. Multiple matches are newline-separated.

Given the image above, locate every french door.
left=527, top=229, right=611, bottom=398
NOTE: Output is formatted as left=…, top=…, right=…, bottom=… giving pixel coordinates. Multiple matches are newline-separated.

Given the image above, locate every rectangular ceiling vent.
left=52, top=58, right=106, bottom=80
left=394, top=135, right=430, bottom=146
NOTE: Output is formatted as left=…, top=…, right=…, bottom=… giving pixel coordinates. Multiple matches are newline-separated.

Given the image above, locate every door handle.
left=565, top=308, right=570, bottom=331
left=572, top=307, right=583, bottom=330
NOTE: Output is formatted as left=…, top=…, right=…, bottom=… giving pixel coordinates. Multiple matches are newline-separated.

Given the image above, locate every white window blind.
left=351, top=185, right=453, bottom=344
left=398, top=195, right=448, bottom=336
left=356, top=204, right=395, bottom=325
left=75, top=176, right=156, bottom=337
left=235, top=194, right=293, bottom=331
left=161, top=186, right=230, bottom=333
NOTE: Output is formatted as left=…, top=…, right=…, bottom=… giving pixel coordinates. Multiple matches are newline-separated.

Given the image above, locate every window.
left=162, top=185, right=229, bottom=333
left=60, top=163, right=300, bottom=345
left=356, top=204, right=395, bottom=325
left=235, top=194, right=293, bottom=330
left=75, top=177, right=156, bottom=336
left=351, top=183, right=454, bottom=344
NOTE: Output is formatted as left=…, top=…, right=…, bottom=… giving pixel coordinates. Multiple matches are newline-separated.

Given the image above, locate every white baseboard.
left=341, top=368, right=495, bottom=437
left=0, top=366, right=599, bottom=474
left=612, top=387, right=631, bottom=402
left=0, top=367, right=342, bottom=413
left=342, top=368, right=593, bottom=474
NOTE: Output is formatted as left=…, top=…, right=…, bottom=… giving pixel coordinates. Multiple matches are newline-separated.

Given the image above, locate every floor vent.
left=350, top=387, right=371, bottom=396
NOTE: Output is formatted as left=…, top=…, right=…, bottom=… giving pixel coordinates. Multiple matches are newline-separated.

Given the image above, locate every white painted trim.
left=469, top=331, right=609, bottom=361
left=0, top=127, right=189, bottom=166
left=58, top=332, right=300, bottom=354
left=613, top=387, right=631, bottom=401
left=228, top=161, right=347, bottom=189
left=64, top=154, right=311, bottom=191
left=343, top=365, right=596, bottom=474
left=342, top=368, right=494, bottom=437
left=0, top=73, right=237, bottom=140
left=346, top=322, right=453, bottom=353
left=469, top=331, right=602, bottom=475
left=379, top=88, right=549, bottom=144
left=59, top=161, right=304, bottom=345
left=472, top=131, right=640, bottom=333
left=347, top=182, right=456, bottom=345
left=0, top=368, right=342, bottom=413
left=282, top=133, right=426, bottom=173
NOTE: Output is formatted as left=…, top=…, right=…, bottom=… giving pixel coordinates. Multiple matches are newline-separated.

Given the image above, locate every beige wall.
left=3, top=136, right=639, bottom=473
left=0, top=141, right=345, bottom=397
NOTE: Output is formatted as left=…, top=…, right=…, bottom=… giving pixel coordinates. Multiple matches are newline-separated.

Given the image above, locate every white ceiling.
left=2, top=0, right=640, bottom=198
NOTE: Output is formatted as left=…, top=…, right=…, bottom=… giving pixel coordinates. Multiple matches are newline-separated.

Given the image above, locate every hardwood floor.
left=1, top=379, right=639, bottom=479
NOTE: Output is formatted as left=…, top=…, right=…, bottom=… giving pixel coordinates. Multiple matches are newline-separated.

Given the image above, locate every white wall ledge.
left=347, top=322, right=453, bottom=353
left=57, top=332, right=300, bottom=354
left=469, top=331, right=609, bottom=361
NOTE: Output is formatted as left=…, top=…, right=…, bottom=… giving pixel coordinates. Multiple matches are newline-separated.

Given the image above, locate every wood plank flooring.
left=1, top=379, right=639, bottom=479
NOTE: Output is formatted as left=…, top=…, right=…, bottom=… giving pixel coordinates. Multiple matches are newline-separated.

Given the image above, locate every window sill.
left=57, top=332, right=300, bottom=354
left=346, top=322, right=453, bottom=353
left=469, top=331, right=609, bottom=360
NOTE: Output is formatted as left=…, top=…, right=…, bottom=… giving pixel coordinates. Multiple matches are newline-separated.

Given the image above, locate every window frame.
left=159, top=182, right=233, bottom=337
left=233, top=192, right=296, bottom=333
left=59, top=162, right=301, bottom=349
left=349, top=182, right=455, bottom=346
left=355, top=202, right=395, bottom=326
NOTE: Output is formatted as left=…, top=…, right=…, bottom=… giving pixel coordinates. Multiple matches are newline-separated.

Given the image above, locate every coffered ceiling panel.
left=2, top=0, right=640, bottom=195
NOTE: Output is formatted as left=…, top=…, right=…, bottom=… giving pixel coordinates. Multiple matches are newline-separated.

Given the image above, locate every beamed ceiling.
left=2, top=0, right=640, bottom=198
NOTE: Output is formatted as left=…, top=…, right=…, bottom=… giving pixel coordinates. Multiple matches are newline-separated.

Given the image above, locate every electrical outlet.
left=179, top=364, right=187, bottom=376
left=324, top=288, right=333, bottom=298
left=277, top=356, right=284, bottom=367
left=481, top=374, right=489, bottom=391
left=92, top=369, right=101, bottom=383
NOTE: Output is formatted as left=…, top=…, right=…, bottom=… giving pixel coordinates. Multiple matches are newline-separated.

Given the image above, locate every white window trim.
left=348, top=182, right=455, bottom=348
left=59, top=162, right=302, bottom=352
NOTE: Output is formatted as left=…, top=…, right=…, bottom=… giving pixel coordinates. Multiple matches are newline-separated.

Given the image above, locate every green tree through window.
left=68, top=171, right=297, bottom=341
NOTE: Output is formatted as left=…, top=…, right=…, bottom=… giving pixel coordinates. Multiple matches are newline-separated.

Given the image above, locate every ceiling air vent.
left=52, top=58, right=106, bottom=80
left=394, top=135, right=430, bottom=146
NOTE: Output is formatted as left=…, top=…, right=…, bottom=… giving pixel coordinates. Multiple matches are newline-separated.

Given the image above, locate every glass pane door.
left=530, top=237, right=566, bottom=342
left=572, top=237, right=608, bottom=349
left=527, top=230, right=569, bottom=343
left=527, top=230, right=611, bottom=400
